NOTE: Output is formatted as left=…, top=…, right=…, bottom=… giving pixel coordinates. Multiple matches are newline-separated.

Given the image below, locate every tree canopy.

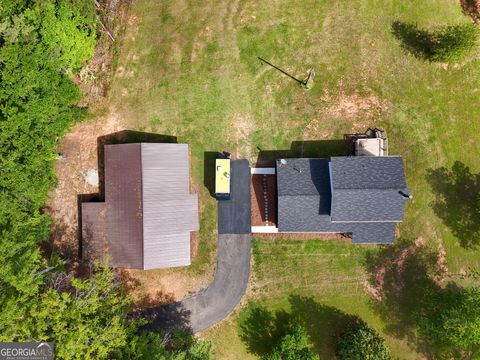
left=0, top=2, right=215, bottom=357
left=263, top=325, right=320, bottom=360
left=417, top=284, right=480, bottom=359
left=115, top=329, right=212, bottom=360
left=336, top=317, right=392, bottom=360
left=0, top=0, right=97, bottom=340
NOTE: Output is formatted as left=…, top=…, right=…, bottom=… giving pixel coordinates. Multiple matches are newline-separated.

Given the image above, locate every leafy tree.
left=431, top=24, right=479, bottom=62
left=0, top=0, right=97, bottom=342
left=418, top=285, right=480, bottom=359
left=0, top=209, right=48, bottom=339
left=0, top=2, right=184, bottom=360
left=15, top=262, right=135, bottom=360
left=263, top=325, right=320, bottom=360
left=336, top=317, right=392, bottom=360
left=114, top=329, right=212, bottom=360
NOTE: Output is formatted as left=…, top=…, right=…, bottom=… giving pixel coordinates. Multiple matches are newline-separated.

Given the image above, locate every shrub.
left=392, top=21, right=478, bottom=62
left=336, top=317, right=392, bottom=360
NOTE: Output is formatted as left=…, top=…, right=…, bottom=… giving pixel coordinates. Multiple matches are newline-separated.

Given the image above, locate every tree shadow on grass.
left=364, top=239, right=443, bottom=355
left=426, top=161, right=480, bottom=249
left=238, top=296, right=354, bottom=358
left=391, top=21, right=477, bottom=62
left=289, top=295, right=355, bottom=359
left=391, top=21, right=437, bottom=60
left=237, top=302, right=292, bottom=355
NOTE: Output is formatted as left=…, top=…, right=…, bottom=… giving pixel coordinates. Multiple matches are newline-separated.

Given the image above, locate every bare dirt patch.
left=229, top=113, right=255, bottom=160
left=320, top=90, right=388, bottom=130
left=460, top=0, right=480, bottom=23
left=122, top=268, right=210, bottom=309
left=365, top=237, right=449, bottom=301
left=44, top=108, right=126, bottom=265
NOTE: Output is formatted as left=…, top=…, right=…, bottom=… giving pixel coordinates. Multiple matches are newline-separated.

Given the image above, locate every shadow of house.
left=203, top=151, right=221, bottom=197
left=78, top=131, right=179, bottom=262
left=253, top=140, right=348, bottom=225
left=256, top=139, right=348, bottom=164
left=426, top=161, right=480, bottom=248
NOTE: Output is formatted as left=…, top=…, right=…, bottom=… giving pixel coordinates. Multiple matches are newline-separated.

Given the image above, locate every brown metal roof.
left=81, top=202, right=107, bottom=263
left=105, top=143, right=144, bottom=268
left=81, top=142, right=198, bottom=269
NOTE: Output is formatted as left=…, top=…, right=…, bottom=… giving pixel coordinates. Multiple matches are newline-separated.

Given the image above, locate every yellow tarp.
left=215, top=159, right=230, bottom=194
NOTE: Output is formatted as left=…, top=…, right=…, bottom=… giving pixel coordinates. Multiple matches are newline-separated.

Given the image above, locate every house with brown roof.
left=81, top=143, right=199, bottom=269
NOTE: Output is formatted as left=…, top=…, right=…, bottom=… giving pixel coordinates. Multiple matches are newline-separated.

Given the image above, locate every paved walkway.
left=140, top=160, right=252, bottom=333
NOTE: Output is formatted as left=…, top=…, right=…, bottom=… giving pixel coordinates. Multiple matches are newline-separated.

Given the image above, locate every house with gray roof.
left=81, top=143, right=199, bottom=269
left=275, top=156, right=410, bottom=244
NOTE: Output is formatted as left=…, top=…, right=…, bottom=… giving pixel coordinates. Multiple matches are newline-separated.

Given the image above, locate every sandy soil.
left=304, top=90, right=388, bottom=138
left=44, top=108, right=126, bottom=263
left=121, top=268, right=211, bottom=309
left=364, top=237, right=450, bottom=301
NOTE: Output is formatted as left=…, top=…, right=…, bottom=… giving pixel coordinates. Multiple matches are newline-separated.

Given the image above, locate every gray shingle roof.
left=276, top=156, right=408, bottom=244
left=331, top=189, right=407, bottom=222
left=330, top=156, right=408, bottom=222
left=277, top=195, right=397, bottom=244
left=277, top=159, right=331, bottom=196
left=330, top=156, right=406, bottom=189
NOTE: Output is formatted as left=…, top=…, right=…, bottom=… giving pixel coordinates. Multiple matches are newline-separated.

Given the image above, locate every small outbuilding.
left=81, top=143, right=199, bottom=269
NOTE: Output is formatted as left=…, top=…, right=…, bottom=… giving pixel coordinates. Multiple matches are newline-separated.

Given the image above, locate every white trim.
left=275, top=231, right=343, bottom=234
left=251, top=167, right=276, bottom=175
left=252, top=226, right=278, bottom=233
left=328, top=161, right=334, bottom=215
left=331, top=220, right=402, bottom=223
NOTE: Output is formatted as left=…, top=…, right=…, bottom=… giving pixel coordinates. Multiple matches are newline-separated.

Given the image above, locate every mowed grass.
left=203, top=239, right=420, bottom=359
left=106, top=0, right=480, bottom=358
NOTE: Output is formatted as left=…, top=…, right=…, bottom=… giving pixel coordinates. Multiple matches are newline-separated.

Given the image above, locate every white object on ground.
left=84, top=168, right=99, bottom=187
left=251, top=226, right=278, bottom=233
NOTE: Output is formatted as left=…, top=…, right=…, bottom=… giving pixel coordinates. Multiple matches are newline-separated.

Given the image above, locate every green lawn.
left=203, top=239, right=420, bottom=359
left=105, top=0, right=480, bottom=358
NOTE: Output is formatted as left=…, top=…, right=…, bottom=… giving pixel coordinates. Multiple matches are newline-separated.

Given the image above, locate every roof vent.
left=399, top=190, right=413, bottom=200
